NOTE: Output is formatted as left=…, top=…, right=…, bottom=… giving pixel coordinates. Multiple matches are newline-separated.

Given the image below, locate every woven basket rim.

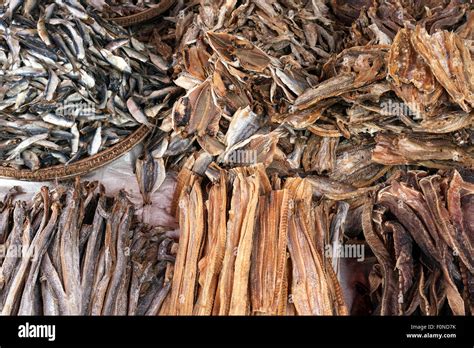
left=0, top=125, right=150, bottom=182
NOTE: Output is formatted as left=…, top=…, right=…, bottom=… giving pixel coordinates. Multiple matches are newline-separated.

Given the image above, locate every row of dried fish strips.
left=363, top=169, right=474, bottom=316
left=163, top=162, right=348, bottom=315
left=0, top=0, right=175, bottom=170
left=167, top=152, right=473, bottom=315
left=0, top=180, right=176, bottom=315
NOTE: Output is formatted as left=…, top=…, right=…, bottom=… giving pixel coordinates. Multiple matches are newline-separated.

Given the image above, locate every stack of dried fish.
left=0, top=0, right=174, bottom=170
left=95, top=0, right=473, bottom=203
left=154, top=0, right=472, bottom=176
left=163, top=162, right=347, bottom=315
left=145, top=1, right=472, bottom=316
left=363, top=169, right=474, bottom=316
left=0, top=180, right=175, bottom=315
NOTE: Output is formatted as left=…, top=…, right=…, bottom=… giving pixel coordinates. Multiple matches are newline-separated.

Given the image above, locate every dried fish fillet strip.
left=287, top=198, right=333, bottom=315
left=250, top=189, right=290, bottom=315
left=169, top=176, right=205, bottom=315
left=194, top=171, right=228, bottom=315
left=411, top=26, right=474, bottom=111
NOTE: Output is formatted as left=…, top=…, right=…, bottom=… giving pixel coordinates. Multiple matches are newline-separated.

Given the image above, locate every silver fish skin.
left=126, top=97, right=153, bottom=127
left=100, top=49, right=132, bottom=74
left=105, top=38, right=129, bottom=52
left=5, top=80, right=29, bottom=97
left=42, top=113, right=75, bottom=128
left=37, top=16, right=53, bottom=47
left=3, top=0, right=23, bottom=20
left=44, top=3, right=56, bottom=19
left=51, top=19, right=86, bottom=60
left=45, top=70, right=60, bottom=101
left=70, top=123, right=79, bottom=155
left=55, top=0, right=89, bottom=21
left=50, top=150, right=68, bottom=163
left=88, top=125, right=101, bottom=156
left=122, top=46, right=148, bottom=63
left=14, top=89, right=29, bottom=109
left=6, top=133, right=48, bottom=160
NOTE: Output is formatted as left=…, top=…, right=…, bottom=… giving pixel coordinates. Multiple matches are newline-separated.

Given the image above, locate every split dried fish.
left=168, top=163, right=348, bottom=316
left=364, top=169, right=473, bottom=315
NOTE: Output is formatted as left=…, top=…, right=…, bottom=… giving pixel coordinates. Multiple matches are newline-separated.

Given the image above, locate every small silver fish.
left=126, top=97, right=153, bottom=128
left=70, top=123, right=79, bottom=155
left=88, top=125, right=101, bottom=156
left=6, top=133, right=48, bottom=160
left=100, top=49, right=131, bottom=74
left=105, top=38, right=129, bottom=52
left=42, top=113, right=75, bottom=128
left=4, top=0, right=23, bottom=20
left=44, top=70, right=60, bottom=101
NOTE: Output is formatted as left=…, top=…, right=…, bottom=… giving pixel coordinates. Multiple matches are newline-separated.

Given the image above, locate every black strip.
left=0, top=316, right=472, bottom=346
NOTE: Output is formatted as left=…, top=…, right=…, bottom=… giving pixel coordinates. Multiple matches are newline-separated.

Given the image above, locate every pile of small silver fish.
left=0, top=0, right=173, bottom=170
left=0, top=181, right=176, bottom=315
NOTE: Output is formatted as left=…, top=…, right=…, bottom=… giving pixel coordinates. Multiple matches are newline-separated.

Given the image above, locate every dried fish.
left=1, top=0, right=473, bottom=319
left=0, top=180, right=175, bottom=315
left=168, top=164, right=348, bottom=316
left=0, top=0, right=173, bottom=170
left=169, top=175, right=205, bottom=315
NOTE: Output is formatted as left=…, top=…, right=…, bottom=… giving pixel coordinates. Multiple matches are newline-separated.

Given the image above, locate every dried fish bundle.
left=0, top=180, right=175, bottom=315
left=250, top=189, right=290, bottom=315
left=0, top=0, right=174, bottom=171
left=224, top=167, right=261, bottom=315
left=284, top=177, right=348, bottom=315
left=168, top=173, right=205, bottom=315
left=193, top=170, right=227, bottom=315
left=168, top=163, right=348, bottom=316
left=364, top=170, right=474, bottom=315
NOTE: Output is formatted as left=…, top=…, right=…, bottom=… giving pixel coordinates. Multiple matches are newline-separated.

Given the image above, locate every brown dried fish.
left=194, top=171, right=227, bottom=315
left=169, top=175, right=205, bottom=315
left=250, top=189, right=290, bottom=315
